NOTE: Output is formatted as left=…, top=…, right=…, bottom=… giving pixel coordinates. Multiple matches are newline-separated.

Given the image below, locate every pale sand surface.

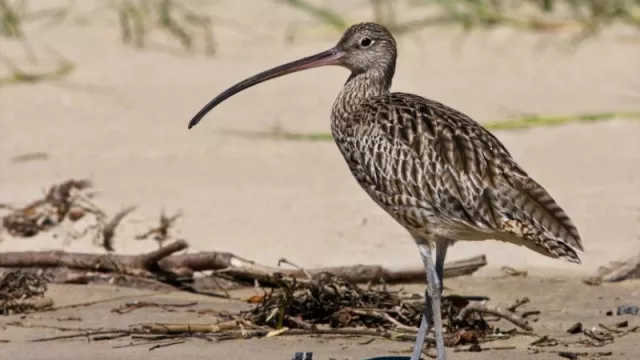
left=1, top=0, right=639, bottom=273
left=1, top=278, right=639, bottom=359
left=1, top=1, right=640, bottom=358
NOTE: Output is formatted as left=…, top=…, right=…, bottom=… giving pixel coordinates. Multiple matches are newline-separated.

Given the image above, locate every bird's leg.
left=409, top=240, right=432, bottom=360
left=410, top=241, right=447, bottom=360
left=410, top=297, right=432, bottom=360
left=434, top=239, right=449, bottom=289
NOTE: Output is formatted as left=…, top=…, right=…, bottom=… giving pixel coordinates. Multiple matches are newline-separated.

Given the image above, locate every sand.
left=1, top=1, right=640, bottom=359
left=2, top=278, right=640, bottom=360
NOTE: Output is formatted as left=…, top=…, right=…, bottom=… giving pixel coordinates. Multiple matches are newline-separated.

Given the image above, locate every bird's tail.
left=521, top=231, right=582, bottom=264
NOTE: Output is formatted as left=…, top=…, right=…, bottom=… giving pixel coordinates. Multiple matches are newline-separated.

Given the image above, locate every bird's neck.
left=331, top=69, right=393, bottom=122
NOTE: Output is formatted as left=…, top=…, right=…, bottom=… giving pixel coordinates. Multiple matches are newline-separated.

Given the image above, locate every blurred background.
left=0, top=0, right=639, bottom=275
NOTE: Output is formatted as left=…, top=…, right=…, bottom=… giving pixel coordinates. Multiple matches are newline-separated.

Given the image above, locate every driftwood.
left=0, top=240, right=189, bottom=278
left=583, top=252, right=640, bottom=285
left=0, top=240, right=487, bottom=288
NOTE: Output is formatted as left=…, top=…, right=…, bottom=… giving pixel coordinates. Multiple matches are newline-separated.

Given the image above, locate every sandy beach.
left=1, top=1, right=639, bottom=359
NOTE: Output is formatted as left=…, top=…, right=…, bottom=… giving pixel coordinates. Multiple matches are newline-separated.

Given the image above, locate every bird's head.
left=188, top=22, right=397, bottom=129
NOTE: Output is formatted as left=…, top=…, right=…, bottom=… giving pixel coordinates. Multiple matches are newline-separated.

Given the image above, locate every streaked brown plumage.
left=330, top=23, right=583, bottom=265
left=188, top=22, right=583, bottom=360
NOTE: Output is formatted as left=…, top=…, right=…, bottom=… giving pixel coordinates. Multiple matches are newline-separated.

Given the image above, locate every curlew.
left=188, top=22, right=584, bottom=360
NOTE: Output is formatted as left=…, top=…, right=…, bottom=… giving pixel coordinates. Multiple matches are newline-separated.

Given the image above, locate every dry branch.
left=506, top=297, right=530, bottom=312
left=0, top=245, right=486, bottom=286
left=134, top=320, right=245, bottom=334
left=0, top=240, right=187, bottom=278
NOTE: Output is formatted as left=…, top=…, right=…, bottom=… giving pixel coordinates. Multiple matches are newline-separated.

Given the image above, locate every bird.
left=187, top=22, right=584, bottom=360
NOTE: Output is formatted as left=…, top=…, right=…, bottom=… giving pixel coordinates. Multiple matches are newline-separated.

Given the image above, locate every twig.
left=344, top=308, right=416, bottom=332
left=32, top=330, right=131, bottom=342
left=583, top=329, right=613, bottom=344
left=277, top=258, right=312, bottom=280
left=92, top=333, right=131, bottom=341
left=456, top=302, right=533, bottom=331
left=111, top=301, right=197, bottom=314
left=529, top=335, right=558, bottom=347
left=521, top=310, right=540, bottom=318
left=284, top=315, right=315, bottom=330
left=134, top=320, right=244, bottom=334
left=148, top=340, right=186, bottom=351
left=506, top=297, right=530, bottom=312
left=553, top=350, right=613, bottom=358
left=454, top=345, right=516, bottom=352
left=48, top=292, right=166, bottom=311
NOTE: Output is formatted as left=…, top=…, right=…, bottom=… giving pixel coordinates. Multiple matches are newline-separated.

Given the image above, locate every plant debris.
left=241, top=272, right=531, bottom=346
left=99, top=205, right=137, bottom=252
left=1, top=179, right=93, bottom=238
left=135, top=210, right=182, bottom=247
left=0, top=270, right=53, bottom=315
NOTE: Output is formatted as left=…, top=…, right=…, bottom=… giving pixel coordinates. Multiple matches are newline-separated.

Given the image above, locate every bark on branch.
left=0, top=241, right=486, bottom=287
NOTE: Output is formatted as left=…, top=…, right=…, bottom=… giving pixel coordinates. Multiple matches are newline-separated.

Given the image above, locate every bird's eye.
left=360, top=37, right=373, bottom=47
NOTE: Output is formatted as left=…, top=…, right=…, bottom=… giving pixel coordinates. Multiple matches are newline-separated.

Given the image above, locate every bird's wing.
left=343, top=92, right=583, bottom=260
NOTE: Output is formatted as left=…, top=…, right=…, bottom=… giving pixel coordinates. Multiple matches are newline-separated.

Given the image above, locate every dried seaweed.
left=0, top=179, right=141, bottom=253
left=241, top=272, right=526, bottom=347
left=0, top=270, right=52, bottom=315
left=135, top=210, right=182, bottom=247
left=1, top=179, right=93, bottom=237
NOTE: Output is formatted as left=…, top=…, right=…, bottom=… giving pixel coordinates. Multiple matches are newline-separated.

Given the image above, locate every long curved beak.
left=188, top=47, right=345, bottom=129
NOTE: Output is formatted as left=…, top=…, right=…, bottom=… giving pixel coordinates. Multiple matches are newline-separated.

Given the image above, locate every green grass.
left=0, top=0, right=218, bottom=86
left=482, top=111, right=640, bottom=130
left=220, top=111, right=640, bottom=142
left=0, top=57, right=74, bottom=86
left=1, top=0, right=219, bottom=55
left=1, top=0, right=639, bottom=87
left=279, top=0, right=640, bottom=41
left=110, top=0, right=216, bottom=55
